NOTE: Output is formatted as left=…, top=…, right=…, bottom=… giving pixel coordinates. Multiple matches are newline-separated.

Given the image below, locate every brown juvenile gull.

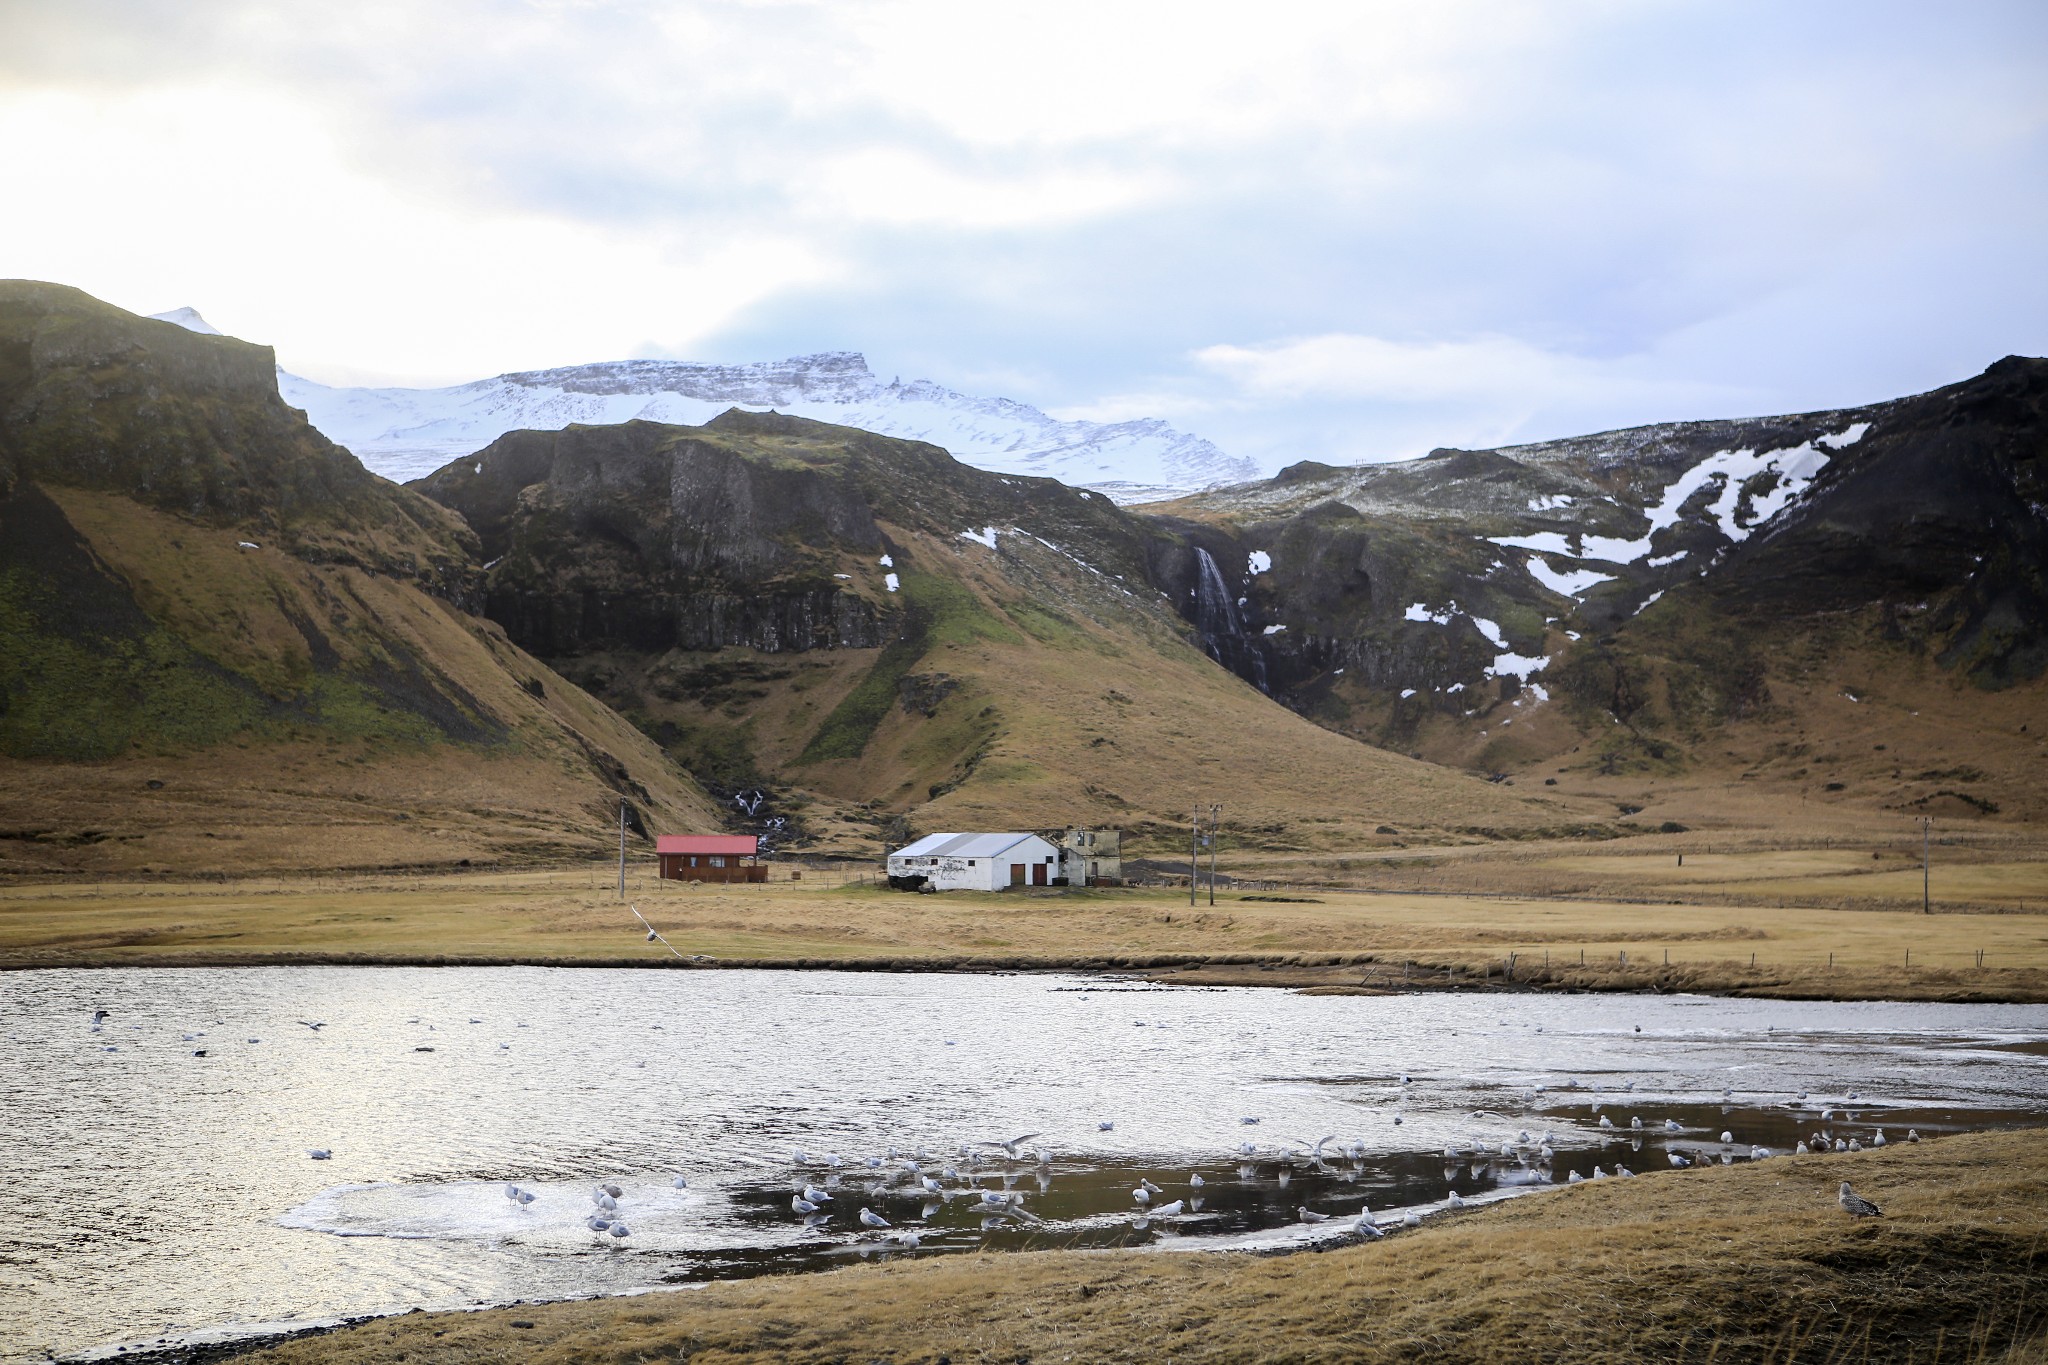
left=1838, top=1182, right=1883, bottom=1218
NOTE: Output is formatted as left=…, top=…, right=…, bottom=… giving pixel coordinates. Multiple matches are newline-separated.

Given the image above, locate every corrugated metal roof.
left=657, top=835, right=759, bottom=856
left=890, top=832, right=1041, bottom=859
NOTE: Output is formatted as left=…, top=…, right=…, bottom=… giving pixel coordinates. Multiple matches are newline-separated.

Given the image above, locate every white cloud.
left=1192, top=333, right=1725, bottom=409
left=0, top=85, right=840, bottom=383
left=0, top=0, right=2039, bottom=461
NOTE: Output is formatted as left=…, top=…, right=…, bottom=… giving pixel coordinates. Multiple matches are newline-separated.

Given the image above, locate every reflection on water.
left=1, top=968, right=2044, bottom=1361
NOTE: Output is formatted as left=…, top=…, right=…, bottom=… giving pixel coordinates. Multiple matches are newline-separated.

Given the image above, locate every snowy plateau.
left=203, top=343, right=1256, bottom=504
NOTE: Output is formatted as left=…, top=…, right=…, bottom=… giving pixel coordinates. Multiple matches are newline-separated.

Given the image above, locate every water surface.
left=2, top=967, right=2044, bottom=1362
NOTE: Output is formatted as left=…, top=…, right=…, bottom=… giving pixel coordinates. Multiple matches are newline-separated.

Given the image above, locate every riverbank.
left=4, top=870, right=2044, bottom=1001
left=181, top=1128, right=2048, bottom=1365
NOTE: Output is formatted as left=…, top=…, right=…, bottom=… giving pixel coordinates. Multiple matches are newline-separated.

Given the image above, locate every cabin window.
left=710, top=855, right=726, bottom=868
left=968, top=860, right=976, bottom=866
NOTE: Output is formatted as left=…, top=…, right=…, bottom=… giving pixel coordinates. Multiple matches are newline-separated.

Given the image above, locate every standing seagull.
left=1838, top=1182, right=1883, bottom=1218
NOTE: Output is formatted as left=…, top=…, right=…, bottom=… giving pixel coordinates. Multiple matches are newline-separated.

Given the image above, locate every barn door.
left=1009, top=864, right=1025, bottom=886
left=1031, top=863, right=1047, bottom=886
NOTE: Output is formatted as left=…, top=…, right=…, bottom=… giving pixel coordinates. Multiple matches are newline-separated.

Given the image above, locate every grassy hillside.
left=1147, top=359, right=2048, bottom=834
left=0, top=283, right=722, bottom=877
left=420, top=412, right=1589, bottom=856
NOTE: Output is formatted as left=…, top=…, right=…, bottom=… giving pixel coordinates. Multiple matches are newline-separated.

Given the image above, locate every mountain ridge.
left=274, top=349, right=1257, bottom=502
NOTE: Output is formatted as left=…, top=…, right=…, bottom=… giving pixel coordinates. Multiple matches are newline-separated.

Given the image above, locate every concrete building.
left=886, top=832, right=1061, bottom=891
left=1058, top=828, right=1122, bottom=886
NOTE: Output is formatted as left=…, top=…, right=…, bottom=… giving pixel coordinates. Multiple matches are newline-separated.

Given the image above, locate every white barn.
left=886, top=832, right=1061, bottom=891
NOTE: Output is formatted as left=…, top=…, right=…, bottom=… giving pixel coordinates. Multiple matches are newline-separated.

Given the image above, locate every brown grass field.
left=4, top=849, right=2045, bottom=1001
left=218, top=1127, right=2048, bottom=1365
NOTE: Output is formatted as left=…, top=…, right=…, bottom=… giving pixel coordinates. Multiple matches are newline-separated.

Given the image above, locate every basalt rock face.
left=414, top=410, right=1172, bottom=659
left=1154, top=357, right=2048, bottom=774
left=1713, top=356, right=2048, bottom=684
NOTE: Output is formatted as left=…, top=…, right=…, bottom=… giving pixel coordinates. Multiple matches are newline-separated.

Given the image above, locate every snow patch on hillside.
left=1524, top=557, right=1614, bottom=598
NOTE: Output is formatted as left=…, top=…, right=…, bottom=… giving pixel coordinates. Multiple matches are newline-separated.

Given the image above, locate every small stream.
left=2, top=968, right=2044, bottom=1362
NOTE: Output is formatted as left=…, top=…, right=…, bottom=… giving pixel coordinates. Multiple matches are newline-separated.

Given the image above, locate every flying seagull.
left=980, top=1133, right=1042, bottom=1159
left=629, top=905, right=686, bottom=959
left=1838, top=1182, right=1883, bottom=1218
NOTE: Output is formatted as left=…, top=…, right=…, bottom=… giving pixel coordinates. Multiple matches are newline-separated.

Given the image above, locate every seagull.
left=504, top=1183, right=524, bottom=1202
left=1664, top=1119, right=1682, bottom=1133
left=1446, top=1191, right=1465, bottom=1208
left=1567, top=1171, right=1584, bottom=1184
left=1151, top=1200, right=1185, bottom=1218
left=1298, top=1206, right=1331, bottom=1223
left=1720, top=1131, right=1733, bottom=1144
left=981, top=1133, right=1042, bottom=1159
left=1189, top=1173, right=1205, bottom=1188
left=1098, top=1121, right=1115, bottom=1131
left=609, top=1222, right=631, bottom=1240
left=307, top=1149, right=332, bottom=1160
left=602, top=1183, right=623, bottom=1199
left=859, top=1207, right=891, bottom=1228
left=519, top=1190, right=535, bottom=1205
left=672, top=1176, right=689, bottom=1189
left=297, top=1021, right=325, bottom=1031
left=1669, top=1152, right=1691, bottom=1168
left=1598, top=1116, right=1614, bottom=1129
left=630, top=905, right=685, bottom=959
left=792, top=1195, right=819, bottom=1214
left=1906, top=1129, right=1921, bottom=1143
left=1872, top=1130, right=1887, bottom=1147
left=1630, top=1118, right=1643, bottom=1131
left=1132, top=1187, right=1151, bottom=1206
left=1796, top=1142, right=1810, bottom=1154
left=804, top=1184, right=834, bottom=1203
left=585, top=1215, right=611, bottom=1232
left=1355, top=1213, right=1385, bottom=1238
left=1838, top=1182, right=1883, bottom=1218
left=1402, top=1211, right=1422, bottom=1227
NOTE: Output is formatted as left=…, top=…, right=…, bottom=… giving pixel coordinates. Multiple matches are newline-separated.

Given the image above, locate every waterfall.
left=1192, top=547, right=1269, bottom=693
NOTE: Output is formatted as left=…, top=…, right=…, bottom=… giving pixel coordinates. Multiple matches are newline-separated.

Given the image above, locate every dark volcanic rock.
left=414, top=410, right=1176, bottom=658
left=1718, top=356, right=2048, bottom=684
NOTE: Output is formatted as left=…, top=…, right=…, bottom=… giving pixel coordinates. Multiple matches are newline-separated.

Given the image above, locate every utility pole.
left=1921, top=816, right=1931, bottom=914
left=618, top=799, right=628, bottom=901
left=1207, top=803, right=1221, bottom=906
left=1189, top=806, right=1199, bottom=908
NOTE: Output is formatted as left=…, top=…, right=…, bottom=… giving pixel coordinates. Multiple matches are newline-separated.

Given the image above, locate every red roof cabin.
left=657, top=834, right=764, bottom=883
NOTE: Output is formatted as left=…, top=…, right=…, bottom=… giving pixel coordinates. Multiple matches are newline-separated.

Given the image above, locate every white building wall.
left=886, top=835, right=1060, bottom=891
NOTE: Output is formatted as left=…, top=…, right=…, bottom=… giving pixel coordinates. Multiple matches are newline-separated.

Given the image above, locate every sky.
left=2, top=0, right=2044, bottom=471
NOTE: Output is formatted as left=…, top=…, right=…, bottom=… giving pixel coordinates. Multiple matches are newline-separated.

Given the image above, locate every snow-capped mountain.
left=143, top=308, right=1253, bottom=499
left=277, top=353, right=1253, bottom=502
left=147, top=306, right=222, bottom=335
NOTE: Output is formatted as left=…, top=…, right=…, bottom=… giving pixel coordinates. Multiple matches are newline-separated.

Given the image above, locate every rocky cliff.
left=0, top=282, right=721, bottom=875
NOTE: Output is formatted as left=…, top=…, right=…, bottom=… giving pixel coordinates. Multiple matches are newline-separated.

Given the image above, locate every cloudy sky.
left=3, top=0, right=2044, bottom=469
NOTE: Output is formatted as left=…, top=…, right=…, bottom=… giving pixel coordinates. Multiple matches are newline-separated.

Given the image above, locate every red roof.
left=657, top=834, right=759, bottom=856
